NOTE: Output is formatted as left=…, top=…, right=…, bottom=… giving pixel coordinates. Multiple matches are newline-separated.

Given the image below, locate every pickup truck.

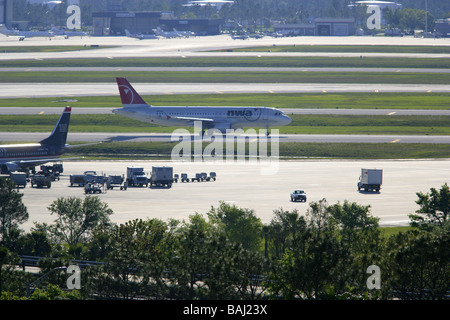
left=290, top=190, right=307, bottom=202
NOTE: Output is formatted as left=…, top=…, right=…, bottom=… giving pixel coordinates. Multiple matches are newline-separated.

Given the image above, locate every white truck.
left=149, top=166, right=173, bottom=188
left=357, top=168, right=382, bottom=192
left=10, top=172, right=27, bottom=188
left=126, top=167, right=149, bottom=187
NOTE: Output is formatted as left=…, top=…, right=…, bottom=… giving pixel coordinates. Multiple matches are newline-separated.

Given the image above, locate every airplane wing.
left=8, top=157, right=83, bottom=171
left=170, top=116, right=215, bottom=123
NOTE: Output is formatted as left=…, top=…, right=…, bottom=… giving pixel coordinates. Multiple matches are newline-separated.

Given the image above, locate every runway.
left=1, top=82, right=450, bottom=99
left=1, top=34, right=450, bottom=61
left=1, top=107, right=450, bottom=116
left=17, top=159, right=450, bottom=232
left=1, top=131, right=449, bottom=144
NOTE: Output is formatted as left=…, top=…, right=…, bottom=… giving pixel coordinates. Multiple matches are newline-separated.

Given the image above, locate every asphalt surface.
left=1, top=107, right=450, bottom=116
left=1, top=82, right=450, bottom=99
left=1, top=131, right=449, bottom=144
left=18, top=159, right=450, bottom=231
left=1, top=34, right=449, bottom=231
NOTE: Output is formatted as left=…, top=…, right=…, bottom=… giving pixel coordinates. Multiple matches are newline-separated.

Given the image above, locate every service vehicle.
left=10, top=172, right=27, bottom=188
left=290, top=189, right=307, bottom=202
left=106, top=175, right=126, bottom=190
left=70, top=171, right=97, bottom=187
left=126, top=167, right=149, bottom=187
left=357, top=168, right=382, bottom=192
left=31, top=173, right=51, bottom=188
left=149, top=166, right=173, bottom=188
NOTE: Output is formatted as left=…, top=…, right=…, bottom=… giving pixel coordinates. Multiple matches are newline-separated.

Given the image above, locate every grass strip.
left=1, top=114, right=449, bottom=135
left=0, top=70, right=449, bottom=84
left=229, top=45, right=450, bottom=54
left=0, top=92, right=449, bottom=110
left=63, top=141, right=450, bottom=160
left=1, top=56, right=449, bottom=69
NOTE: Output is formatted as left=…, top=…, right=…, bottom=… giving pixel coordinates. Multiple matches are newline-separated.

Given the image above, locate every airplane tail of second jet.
left=116, top=77, right=149, bottom=108
left=40, top=106, right=71, bottom=146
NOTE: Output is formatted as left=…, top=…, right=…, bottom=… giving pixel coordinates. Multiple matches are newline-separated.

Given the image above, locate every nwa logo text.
left=227, top=108, right=261, bottom=121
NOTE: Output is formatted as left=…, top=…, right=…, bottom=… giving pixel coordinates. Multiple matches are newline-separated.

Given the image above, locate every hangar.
left=92, top=11, right=223, bottom=36
left=274, top=18, right=356, bottom=36
left=159, top=18, right=224, bottom=36
left=92, top=11, right=163, bottom=36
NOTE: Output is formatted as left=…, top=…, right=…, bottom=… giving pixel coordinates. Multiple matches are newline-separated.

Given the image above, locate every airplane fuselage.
left=0, top=143, right=64, bottom=163
left=0, top=106, right=71, bottom=173
left=113, top=106, right=291, bottom=132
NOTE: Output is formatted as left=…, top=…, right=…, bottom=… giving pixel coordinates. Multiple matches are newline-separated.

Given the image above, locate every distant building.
left=92, top=11, right=224, bottom=36
left=274, top=18, right=356, bottom=36
left=184, top=0, right=234, bottom=9
left=0, top=0, right=13, bottom=28
left=159, top=18, right=224, bottom=35
left=273, top=23, right=315, bottom=36
left=435, top=18, right=450, bottom=37
left=315, top=18, right=356, bottom=36
left=92, top=11, right=162, bottom=36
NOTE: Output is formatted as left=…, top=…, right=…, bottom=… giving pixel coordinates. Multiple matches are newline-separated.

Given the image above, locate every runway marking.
left=116, top=68, right=122, bottom=71
left=208, top=68, right=215, bottom=71
left=390, top=139, right=400, bottom=143
left=34, top=58, right=43, bottom=61
left=387, top=112, right=396, bottom=115
left=26, top=68, right=32, bottom=72
left=107, top=57, right=114, bottom=59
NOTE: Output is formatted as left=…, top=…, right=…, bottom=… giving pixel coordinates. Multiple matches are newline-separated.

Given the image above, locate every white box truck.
left=149, top=166, right=173, bottom=188
left=357, top=168, right=382, bottom=192
left=126, top=167, right=149, bottom=187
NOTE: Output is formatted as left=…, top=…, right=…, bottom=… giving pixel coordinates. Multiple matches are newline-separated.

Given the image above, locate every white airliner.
left=0, top=24, right=54, bottom=40
left=113, top=78, right=292, bottom=135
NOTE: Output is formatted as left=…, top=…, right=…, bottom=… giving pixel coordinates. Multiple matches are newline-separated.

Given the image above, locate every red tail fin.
left=116, top=77, right=148, bottom=106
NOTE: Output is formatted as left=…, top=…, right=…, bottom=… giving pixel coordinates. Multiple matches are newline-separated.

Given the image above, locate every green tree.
left=385, top=224, right=450, bottom=300
left=37, top=196, right=113, bottom=246
left=0, top=178, right=28, bottom=245
left=94, top=218, right=177, bottom=300
left=207, top=201, right=262, bottom=252
left=169, top=214, right=212, bottom=299
left=29, top=283, right=81, bottom=300
left=267, top=208, right=306, bottom=259
left=409, top=183, right=450, bottom=229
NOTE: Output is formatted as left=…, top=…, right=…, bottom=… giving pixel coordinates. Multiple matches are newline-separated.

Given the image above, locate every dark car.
left=290, top=190, right=307, bottom=202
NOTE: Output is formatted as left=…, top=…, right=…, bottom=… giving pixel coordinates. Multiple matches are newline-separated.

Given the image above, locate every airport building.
left=159, top=18, right=224, bottom=36
left=436, top=18, right=450, bottom=37
left=92, top=11, right=163, bottom=36
left=0, top=0, right=14, bottom=28
left=92, top=11, right=223, bottom=36
left=274, top=18, right=356, bottom=36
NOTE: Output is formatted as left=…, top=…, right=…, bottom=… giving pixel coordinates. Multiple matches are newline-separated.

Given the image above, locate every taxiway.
left=17, top=159, right=450, bottom=232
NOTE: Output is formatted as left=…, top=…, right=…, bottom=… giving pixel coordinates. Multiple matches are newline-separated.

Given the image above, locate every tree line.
left=9, top=0, right=450, bottom=31
left=0, top=177, right=448, bottom=300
